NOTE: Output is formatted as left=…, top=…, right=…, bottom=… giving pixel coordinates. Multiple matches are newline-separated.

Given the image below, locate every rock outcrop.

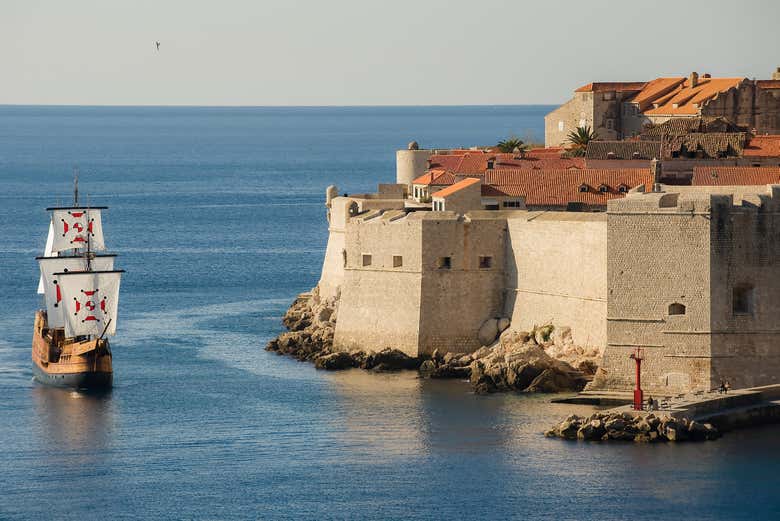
left=545, top=412, right=721, bottom=443
left=265, top=288, right=338, bottom=362
left=268, top=296, right=597, bottom=395
left=420, top=326, right=590, bottom=394
left=266, top=288, right=419, bottom=372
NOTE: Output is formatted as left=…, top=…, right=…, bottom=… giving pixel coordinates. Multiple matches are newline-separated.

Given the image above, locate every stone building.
left=545, top=68, right=780, bottom=147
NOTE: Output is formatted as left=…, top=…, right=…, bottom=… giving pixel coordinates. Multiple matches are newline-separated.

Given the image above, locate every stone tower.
left=396, top=141, right=432, bottom=187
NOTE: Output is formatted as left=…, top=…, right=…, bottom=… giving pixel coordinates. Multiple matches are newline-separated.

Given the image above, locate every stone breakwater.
left=546, top=412, right=721, bottom=443
left=265, top=289, right=600, bottom=394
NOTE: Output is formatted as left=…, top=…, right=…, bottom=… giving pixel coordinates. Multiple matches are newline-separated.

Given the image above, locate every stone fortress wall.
left=504, top=213, right=607, bottom=349
left=325, top=193, right=610, bottom=358
left=594, top=185, right=780, bottom=393
left=317, top=153, right=780, bottom=393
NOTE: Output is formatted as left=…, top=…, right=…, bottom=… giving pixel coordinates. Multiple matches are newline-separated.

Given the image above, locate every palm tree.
left=567, top=125, right=599, bottom=157
left=496, top=136, right=527, bottom=154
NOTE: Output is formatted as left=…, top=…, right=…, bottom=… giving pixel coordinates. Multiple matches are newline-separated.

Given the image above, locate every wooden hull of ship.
left=31, top=310, right=113, bottom=390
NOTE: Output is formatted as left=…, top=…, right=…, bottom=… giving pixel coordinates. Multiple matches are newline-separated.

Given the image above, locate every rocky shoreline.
left=546, top=412, right=721, bottom=443
left=265, top=288, right=600, bottom=394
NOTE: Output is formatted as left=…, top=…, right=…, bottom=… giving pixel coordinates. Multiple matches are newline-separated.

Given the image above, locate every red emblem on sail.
left=61, top=211, right=94, bottom=245
left=73, top=288, right=106, bottom=323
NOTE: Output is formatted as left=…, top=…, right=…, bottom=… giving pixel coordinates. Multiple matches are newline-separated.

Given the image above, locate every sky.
left=2, top=0, right=780, bottom=106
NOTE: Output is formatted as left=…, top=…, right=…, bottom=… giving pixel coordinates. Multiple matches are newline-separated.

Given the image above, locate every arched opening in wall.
left=668, top=303, right=686, bottom=316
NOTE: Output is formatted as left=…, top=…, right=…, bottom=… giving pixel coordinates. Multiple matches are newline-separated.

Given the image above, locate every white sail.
left=36, top=221, right=55, bottom=294
left=50, top=208, right=106, bottom=253
left=56, top=270, right=122, bottom=337
left=37, top=256, right=115, bottom=328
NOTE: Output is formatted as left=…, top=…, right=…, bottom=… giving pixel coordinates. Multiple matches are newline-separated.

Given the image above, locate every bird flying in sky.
left=155, top=41, right=160, bottom=51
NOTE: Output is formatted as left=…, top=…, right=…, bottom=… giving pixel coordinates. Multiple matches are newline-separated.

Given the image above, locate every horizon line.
left=0, top=102, right=561, bottom=109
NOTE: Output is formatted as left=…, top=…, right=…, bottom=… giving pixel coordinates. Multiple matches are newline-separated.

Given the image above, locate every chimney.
left=689, top=71, right=699, bottom=88
left=650, top=158, right=662, bottom=183
left=773, top=67, right=780, bottom=81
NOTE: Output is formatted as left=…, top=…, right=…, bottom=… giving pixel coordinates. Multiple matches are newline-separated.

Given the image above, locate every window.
left=668, top=303, right=686, bottom=316
left=479, top=256, right=492, bottom=269
left=502, top=200, right=522, bottom=208
left=733, top=285, right=754, bottom=315
left=579, top=184, right=589, bottom=193
left=486, top=160, right=494, bottom=169
left=342, top=249, right=347, bottom=268
left=437, top=256, right=451, bottom=270
left=599, top=184, right=609, bottom=193
left=752, top=163, right=761, bottom=167
left=362, top=254, right=372, bottom=267
left=618, top=185, right=629, bottom=193
left=558, top=121, right=564, bottom=132
left=393, top=255, right=403, bottom=268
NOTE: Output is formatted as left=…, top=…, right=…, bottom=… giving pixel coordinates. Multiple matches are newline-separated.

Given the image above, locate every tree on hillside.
left=496, top=136, right=529, bottom=155
left=566, top=125, right=598, bottom=157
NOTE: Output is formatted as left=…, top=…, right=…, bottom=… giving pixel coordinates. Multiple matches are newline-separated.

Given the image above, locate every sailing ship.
left=32, top=179, right=124, bottom=389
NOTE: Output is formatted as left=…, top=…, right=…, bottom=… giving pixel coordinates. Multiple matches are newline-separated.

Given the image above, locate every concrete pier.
left=602, top=384, right=780, bottom=430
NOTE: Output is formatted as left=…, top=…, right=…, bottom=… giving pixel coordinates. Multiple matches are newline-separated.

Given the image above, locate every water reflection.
left=31, top=385, right=116, bottom=456
left=325, top=369, right=427, bottom=460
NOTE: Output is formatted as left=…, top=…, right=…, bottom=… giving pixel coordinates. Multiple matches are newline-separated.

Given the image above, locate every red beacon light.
left=629, top=348, right=645, bottom=411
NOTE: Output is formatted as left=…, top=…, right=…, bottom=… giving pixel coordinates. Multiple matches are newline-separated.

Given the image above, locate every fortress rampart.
left=594, top=185, right=780, bottom=392
left=317, top=182, right=780, bottom=393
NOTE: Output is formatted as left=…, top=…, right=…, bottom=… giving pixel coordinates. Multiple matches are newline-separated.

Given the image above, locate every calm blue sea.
left=0, top=105, right=778, bottom=521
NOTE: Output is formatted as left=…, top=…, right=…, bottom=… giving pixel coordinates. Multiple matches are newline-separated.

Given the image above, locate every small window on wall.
left=437, top=256, right=452, bottom=270
left=362, top=254, right=372, bottom=267
left=342, top=249, right=347, bottom=268
left=392, top=255, right=403, bottom=268
left=558, top=121, right=564, bottom=132
left=479, top=256, right=492, bottom=269
left=668, top=303, right=686, bottom=316
left=733, top=285, right=754, bottom=315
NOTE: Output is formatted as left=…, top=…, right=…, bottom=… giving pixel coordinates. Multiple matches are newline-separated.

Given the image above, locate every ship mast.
left=73, top=169, right=79, bottom=207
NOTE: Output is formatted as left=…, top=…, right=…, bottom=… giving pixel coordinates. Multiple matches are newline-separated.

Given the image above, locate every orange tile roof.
left=642, top=77, right=744, bottom=116
left=428, top=154, right=465, bottom=171
left=481, top=168, right=652, bottom=207
left=525, top=147, right=566, bottom=158
left=743, top=135, right=780, bottom=157
left=493, top=153, right=585, bottom=170
left=757, top=80, right=780, bottom=89
left=432, top=177, right=481, bottom=199
left=425, top=149, right=583, bottom=177
left=412, top=169, right=457, bottom=186
left=575, top=82, right=646, bottom=93
left=630, top=77, right=685, bottom=108
left=692, top=167, right=780, bottom=186
left=455, top=153, right=493, bottom=175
